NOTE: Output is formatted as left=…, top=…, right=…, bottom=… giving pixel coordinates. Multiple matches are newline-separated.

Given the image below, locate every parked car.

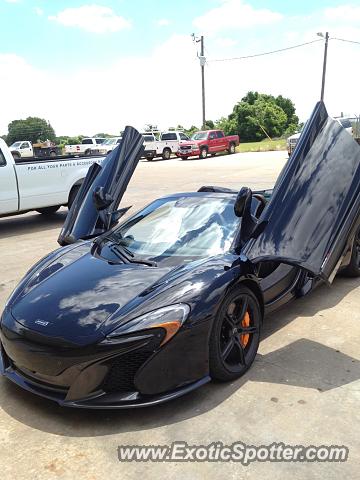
left=9, top=141, right=62, bottom=160
left=287, top=117, right=353, bottom=156
left=65, top=138, right=106, bottom=156
left=97, top=137, right=122, bottom=155
left=142, top=131, right=191, bottom=160
left=0, top=138, right=105, bottom=216
left=177, top=130, right=239, bottom=159
left=1, top=103, right=359, bottom=409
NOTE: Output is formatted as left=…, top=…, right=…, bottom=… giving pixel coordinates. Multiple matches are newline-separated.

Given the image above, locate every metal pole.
left=320, top=32, right=329, bottom=102
left=200, top=35, right=206, bottom=129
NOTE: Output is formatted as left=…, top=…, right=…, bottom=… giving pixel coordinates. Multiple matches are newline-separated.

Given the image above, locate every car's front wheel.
left=209, top=286, right=261, bottom=381
left=340, top=227, right=360, bottom=277
left=199, top=147, right=208, bottom=159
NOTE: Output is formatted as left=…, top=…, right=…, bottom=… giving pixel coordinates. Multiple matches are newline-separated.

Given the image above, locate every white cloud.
left=48, top=5, right=131, bottom=34
left=156, top=18, right=171, bottom=27
left=216, top=37, right=237, bottom=48
left=34, top=6, right=43, bottom=16
left=193, top=0, right=283, bottom=35
left=325, top=5, right=360, bottom=22
left=1, top=5, right=360, bottom=137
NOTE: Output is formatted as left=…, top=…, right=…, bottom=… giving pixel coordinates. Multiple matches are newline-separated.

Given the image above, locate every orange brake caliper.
left=240, top=311, right=250, bottom=347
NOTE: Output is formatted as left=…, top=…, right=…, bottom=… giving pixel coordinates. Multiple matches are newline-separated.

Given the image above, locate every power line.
left=208, top=39, right=323, bottom=63
left=331, top=37, right=360, bottom=45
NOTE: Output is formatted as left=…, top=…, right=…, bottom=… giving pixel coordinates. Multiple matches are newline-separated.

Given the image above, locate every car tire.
left=209, top=286, right=261, bottom=382
left=199, top=148, right=208, bottom=159
left=211, top=153, right=216, bottom=157
left=228, top=143, right=235, bottom=154
left=339, top=227, right=360, bottom=277
left=162, top=148, right=171, bottom=160
left=11, top=152, right=21, bottom=160
left=36, top=206, right=60, bottom=215
left=84, top=149, right=91, bottom=156
left=68, top=185, right=80, bottom=210
left=49, top=151, right=56, bottom=158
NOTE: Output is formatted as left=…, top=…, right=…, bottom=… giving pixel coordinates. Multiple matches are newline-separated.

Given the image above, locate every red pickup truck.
left=176, top=129, right=239, bottom=159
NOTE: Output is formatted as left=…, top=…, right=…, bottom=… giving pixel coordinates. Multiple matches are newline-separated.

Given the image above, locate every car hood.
left=179, top=140, right=198, bottom=146
left=9, top=244, right=173, bottom=346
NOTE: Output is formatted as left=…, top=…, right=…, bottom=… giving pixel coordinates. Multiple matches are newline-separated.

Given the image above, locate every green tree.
left=204, top=120, right=215, bottom=130
left=275, top=95, right=299, bottom=129
left=93, top=133, right=113, bottom=138
left=252, top=98, right=287, bottom=138
left=184, top=125, right=199, bottom=137
left=7, top=117, right=56, bottom=145
left=224, top=92, right=299, bottom=141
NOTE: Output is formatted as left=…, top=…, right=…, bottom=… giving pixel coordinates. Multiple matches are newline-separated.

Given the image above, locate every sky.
left=0, top=0, right=360, bottom=136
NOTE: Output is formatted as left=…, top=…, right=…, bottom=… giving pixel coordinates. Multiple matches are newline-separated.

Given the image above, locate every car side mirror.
left=93, top=186, right=113, bottom=211
left=234, top=187, right=258, bottom=250
left=234, top=187, right=252, bottom=217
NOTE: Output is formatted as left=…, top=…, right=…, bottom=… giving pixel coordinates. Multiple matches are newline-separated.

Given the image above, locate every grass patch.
left=236, top=138, right=287, bottom=153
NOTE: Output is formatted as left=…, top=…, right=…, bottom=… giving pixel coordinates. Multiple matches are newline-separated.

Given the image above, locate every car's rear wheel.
left=209, top=286, right=261, bottom=381
left=340, top=227, right=360, bottom=277
left=162, top=148, right=171, bottom=160
left=228, top=143, right=235, bottom=154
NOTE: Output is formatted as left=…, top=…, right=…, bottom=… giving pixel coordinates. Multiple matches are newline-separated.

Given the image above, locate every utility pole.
left=192, top=33, right=206, bottom=129
left=200, top=35, right=206, bottom=129
left=318, top=32, right=329, bottom=102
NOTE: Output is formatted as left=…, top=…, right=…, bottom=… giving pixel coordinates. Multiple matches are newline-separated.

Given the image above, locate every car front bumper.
left=0, top=310, right=210, bottom=409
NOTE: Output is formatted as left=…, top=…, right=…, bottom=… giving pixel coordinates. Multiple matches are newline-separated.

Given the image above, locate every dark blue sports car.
left=1, top=102, right=359, bottom=408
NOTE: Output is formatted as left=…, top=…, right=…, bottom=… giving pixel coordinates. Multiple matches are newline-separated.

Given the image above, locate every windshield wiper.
left=110, top=244, right=157, bottom=267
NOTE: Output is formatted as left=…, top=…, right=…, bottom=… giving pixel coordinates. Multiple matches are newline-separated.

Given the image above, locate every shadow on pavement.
left=0, top=211, right=67, bottom=240
left=0, top=278, right=359, bottom=437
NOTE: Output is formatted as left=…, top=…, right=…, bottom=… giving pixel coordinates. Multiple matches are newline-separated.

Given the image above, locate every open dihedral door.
left=242, top=101, right=360, bottom=280
left=58, top=126, right=144, bottom=246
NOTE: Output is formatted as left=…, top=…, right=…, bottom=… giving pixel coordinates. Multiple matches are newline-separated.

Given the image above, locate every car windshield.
left=10, top=142, right=22, bottom=148
left=114, top=195, right=239, bottom=262
left=191, top=132, right=208, bottom=140
left=142, top=135, right=155, bottom=142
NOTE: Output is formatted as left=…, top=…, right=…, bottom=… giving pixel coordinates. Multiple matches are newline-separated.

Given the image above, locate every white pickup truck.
left=142, top=131, right=190, bottom=160
left=0, top=138, right=105, bottom=217
left=64, top=137, right=106, bottom=156
left=9, top=141, right=62, bottom=160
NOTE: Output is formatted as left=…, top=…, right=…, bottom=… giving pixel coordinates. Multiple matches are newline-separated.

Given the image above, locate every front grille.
left=180, top=146, right=191, bottom=151
left=102, top=349, right=154, bottom=393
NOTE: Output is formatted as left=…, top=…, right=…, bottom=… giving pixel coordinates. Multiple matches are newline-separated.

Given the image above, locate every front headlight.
left=106, top=304, right=190, bottom=346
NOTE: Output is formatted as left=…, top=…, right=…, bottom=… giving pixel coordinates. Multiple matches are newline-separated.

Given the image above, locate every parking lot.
left=0, top=151, right=359, bottom=479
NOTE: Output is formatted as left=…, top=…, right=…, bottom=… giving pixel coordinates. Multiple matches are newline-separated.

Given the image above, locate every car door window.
left=161, top=133, right=177, bottom=141
left=217, top=131, right=225, bottom=138
left=179, top=133, right=189, bottom=141
left=209, top=132, right=217, bottom=140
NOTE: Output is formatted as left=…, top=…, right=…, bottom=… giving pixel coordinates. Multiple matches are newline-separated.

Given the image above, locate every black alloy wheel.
left=209, top=286, right=261, bottom=381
